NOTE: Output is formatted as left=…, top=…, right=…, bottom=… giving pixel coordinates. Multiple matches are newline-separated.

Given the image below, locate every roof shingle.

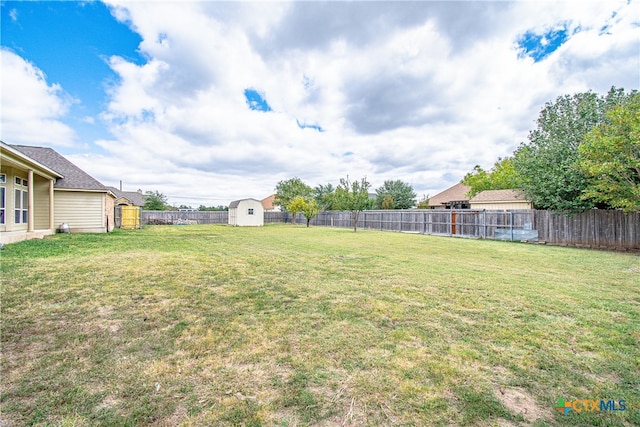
left=11, top=145, right=107, bottom=191
left=106, top=187, right=146, bottom=206
left=428, top=183, right=470, bottom=207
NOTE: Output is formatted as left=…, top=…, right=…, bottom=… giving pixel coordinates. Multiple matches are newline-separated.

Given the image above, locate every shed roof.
left=470, top=189, right=529, bottom=203
left=11, top=145, right=107, bottom=191
left=428, top=183, right=470, bottom=207
left=229, top=198, right=262, bottom=209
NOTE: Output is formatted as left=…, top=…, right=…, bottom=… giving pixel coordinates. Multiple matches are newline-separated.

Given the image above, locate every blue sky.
left=1, top=1, right=638, bottom=206
left=2, top=2, right=144, bottom=144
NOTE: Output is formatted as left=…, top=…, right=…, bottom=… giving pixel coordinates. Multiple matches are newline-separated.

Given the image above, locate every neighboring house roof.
left=229, top=198, right=262, bottom=209
left=469, top=189, right=529, bottom=203
left=11, top=145, right=107, bottom=191
left=107, top=186, right=146, bottom=206
left=428, top=183, right=471, bottom=207
left=261, top=194, right=276, bottom=210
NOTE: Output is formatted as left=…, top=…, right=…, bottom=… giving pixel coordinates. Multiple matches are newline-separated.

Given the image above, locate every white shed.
left=228, top=198, right=264, bottom=226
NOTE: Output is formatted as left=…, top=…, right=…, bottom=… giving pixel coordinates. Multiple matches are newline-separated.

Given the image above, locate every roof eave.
left=0, top=141, right=64, bottom=180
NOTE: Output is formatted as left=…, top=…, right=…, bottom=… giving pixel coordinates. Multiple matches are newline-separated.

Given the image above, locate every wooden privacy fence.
left=137, top=209, right=638, bottom=250
left=142, top=210, right=228, bottom=225
left=304, top=210, right=538, bottom=241
left=534, top=209, right=638, bottom=250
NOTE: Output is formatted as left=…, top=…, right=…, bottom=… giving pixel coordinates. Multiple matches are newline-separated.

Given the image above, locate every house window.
left=248, top=208, right=254, bottom=215
left=0, top=173, right=6, bottom=183
left=14, top=189, right=28, bottom=224
left=0, top=187, right=5, bottom=225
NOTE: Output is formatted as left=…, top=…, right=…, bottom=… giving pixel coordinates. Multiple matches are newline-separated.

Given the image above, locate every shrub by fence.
left=139, top=209, right=638, bottom=250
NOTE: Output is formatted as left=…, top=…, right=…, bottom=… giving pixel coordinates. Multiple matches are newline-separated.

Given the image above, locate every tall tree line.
left=462, top=87, right=639, bottom=213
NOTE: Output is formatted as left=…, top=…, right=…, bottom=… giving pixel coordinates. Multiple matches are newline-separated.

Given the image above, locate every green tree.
left=287, top=196, right=307, bottom=224
left=512, top=87, right=633, bottom=212
left=374, top=180, right=416, bottom=209
left=335, top=176, right=371, bottom=232
left=143, top=190, right=168, bottom=210
left=313, top=183, right=338, bottom=210
left=274, top=178, right=313, bottom=212
left=198, top=205, right=228, bottom=211
left=417, top=195, right=430, bottom=209
left=462, top=157, right=520, bottom=197
left=302, top=198, right=320, bottom=227
left=579, top=93, right=640, bottom=212
left=381, top=194, right=395, bottom=209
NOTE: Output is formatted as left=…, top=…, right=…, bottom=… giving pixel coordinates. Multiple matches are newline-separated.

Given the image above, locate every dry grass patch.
left=1, top=225, right=638, bottom=426
left=495, top=387, right=549, bottom=423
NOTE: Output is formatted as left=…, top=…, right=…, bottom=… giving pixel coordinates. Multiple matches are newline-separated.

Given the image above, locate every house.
left=106, top=186, right=146, bottom=207
left=427, top=183, right=471, bottom=209
left=261, top=194, right=280, bottom=212
left=228, top=198, right=264, bottom=226
left=470, top=189, right=532, bottom=210
left=1, top=142, right=115, bottom=244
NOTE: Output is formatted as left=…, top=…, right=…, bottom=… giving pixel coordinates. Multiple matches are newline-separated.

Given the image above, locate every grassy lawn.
left=1, top=224, right=638, bottom=426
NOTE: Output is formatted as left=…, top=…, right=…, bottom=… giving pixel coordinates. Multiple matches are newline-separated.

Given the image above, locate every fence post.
left=423, top=211, right=426, bottom=234
left=510, top=211, right=514, bottom=241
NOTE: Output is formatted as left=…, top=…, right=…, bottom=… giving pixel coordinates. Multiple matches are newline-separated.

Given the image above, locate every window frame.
left=14, top=188, right=28, bottom=225
left=0, top=186, right=5, bottom=225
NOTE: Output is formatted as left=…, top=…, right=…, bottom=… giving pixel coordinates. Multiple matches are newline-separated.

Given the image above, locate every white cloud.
left=0, top=48, right=77, bottom=146
left=64, top=1, right=640, bottom=205
left=87, top=2, right=638, bottom=204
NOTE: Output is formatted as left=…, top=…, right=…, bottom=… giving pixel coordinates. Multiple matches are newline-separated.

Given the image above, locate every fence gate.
left=118, top=206, right=141, bottom=229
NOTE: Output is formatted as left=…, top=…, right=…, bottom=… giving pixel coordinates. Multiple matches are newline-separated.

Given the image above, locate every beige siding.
left=33, top=175, right=52, bottom=230
left=470, top=201, right=532, bottom=210
left=54, top=191, right=106, bottom=232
